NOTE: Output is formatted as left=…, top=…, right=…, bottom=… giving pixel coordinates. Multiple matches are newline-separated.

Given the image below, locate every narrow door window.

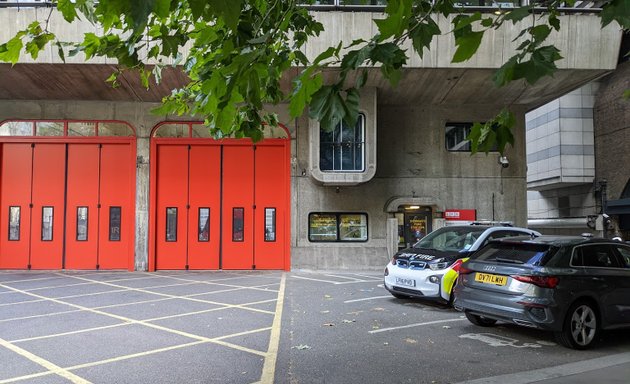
left=8, top=206, right=20, bottom=241
left=77, top=207, right=88, bottom=241
left=233, top=208, right=244, bottom=242
left=166, top=207, right=177, bottom=242
left=42, top=207, right=54, bottom=241
left=109, top=206, right=121, bottom=241
left=198, top=208, right=210, bottom=242
left=265, top=208, right=276, bottom=242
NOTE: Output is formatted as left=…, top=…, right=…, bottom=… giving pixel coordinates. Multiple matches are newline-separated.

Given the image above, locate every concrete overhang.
left=0, top=9, right=623, bottom=110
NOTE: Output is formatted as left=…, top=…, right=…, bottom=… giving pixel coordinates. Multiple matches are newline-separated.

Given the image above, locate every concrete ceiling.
left=0, top=63, right=610, bottom=111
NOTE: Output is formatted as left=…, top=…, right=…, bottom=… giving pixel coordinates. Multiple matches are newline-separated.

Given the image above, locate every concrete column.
left=134, top=136, right=150, bottom=271
left=386, top=218, right=398, bottom=258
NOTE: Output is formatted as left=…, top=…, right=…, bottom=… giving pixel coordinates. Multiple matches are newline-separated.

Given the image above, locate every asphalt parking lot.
left=1, top=270, right=629, bottom=384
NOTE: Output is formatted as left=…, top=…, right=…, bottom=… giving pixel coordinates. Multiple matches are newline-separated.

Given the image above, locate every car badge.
left=483, top=265, right=497, bottom=272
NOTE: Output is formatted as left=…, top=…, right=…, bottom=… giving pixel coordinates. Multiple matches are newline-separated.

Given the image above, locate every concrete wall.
left=292, top=99, right=528, bottom=269
left=1, top=9, right=621, bottom=71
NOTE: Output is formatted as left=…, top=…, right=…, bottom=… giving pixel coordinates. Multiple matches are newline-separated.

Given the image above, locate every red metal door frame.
left=148, top=123, right=291, bottom=271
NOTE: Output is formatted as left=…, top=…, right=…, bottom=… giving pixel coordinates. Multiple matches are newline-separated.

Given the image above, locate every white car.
left=384, top=224, right=540, bottom=304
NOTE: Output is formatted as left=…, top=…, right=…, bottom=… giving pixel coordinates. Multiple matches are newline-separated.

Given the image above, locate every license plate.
left=395, top=277, right=416, bottom=287
left=475, top=272, right=507, bottom=286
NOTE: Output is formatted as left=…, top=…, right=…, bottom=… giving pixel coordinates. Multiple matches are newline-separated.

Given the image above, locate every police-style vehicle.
left=384, top=224, right=540, bottom=304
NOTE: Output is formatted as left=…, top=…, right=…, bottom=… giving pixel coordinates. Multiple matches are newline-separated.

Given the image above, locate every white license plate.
left=395, top=277, right=415, bottom=287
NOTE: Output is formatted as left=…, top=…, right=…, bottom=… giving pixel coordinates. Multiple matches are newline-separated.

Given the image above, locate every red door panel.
left=65, top=144, right=99, bottom=269
left=30, top=144, right=65, bottom=269
left=98, top=144, right=134, bottom=269
left=0, top=144, right=33, bottom=268
left=156, top=145, right=189, bottom=269
left=254, top=145, right=286, bottom=269
left=221, top=145, right=254, bottom=270
left=188, top=145, right=221, bottom=269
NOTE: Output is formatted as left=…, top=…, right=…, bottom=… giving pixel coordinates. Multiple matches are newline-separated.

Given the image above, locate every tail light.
left=511, top=275, right=559, bottom=289
left=458, top=265, right=474, bottom=275
left=450, top=259, right=464, bottom=273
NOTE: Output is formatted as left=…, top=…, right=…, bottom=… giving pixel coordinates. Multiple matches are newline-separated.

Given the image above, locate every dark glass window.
left=8, top=206, right=20, bottom=241
left=41, top=207, right=54, bottom=241
left=77, top=207, right=88, bottom=241
left=198, top=208, right=210, bottom=242
left=320, top=114, right=365, bottom=172
left=265, top=208, right=276, bottom=242
left=233, top=208, right=244, bottom=242
left=109, top=206, right=121, bottom=241
left=445, top=122, right=499, bottom=152
left=166, top=207, right=177, bottom=242
left=308, top=212, right=368, bottom=242
left=572, top=245, right=621, bottom=268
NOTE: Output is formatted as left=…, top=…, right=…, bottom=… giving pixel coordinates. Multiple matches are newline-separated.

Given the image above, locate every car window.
left=572, top=245, right=622, bottom=268
left=472, top=242, right=552, bottom=265
left=482, top=230, right=531, bottom=246
left=614, top=245, right=630, bottom=268
left=413, top=227, right=486, bottom=252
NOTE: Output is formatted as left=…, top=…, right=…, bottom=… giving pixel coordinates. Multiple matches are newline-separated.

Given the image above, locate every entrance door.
left=0, top=142, right=134, bottom=270
left=397, top=207, right=432, bottom=249
left=153, top=140, right=288, bottom=270
left=155, top=145, right=222, bottom=270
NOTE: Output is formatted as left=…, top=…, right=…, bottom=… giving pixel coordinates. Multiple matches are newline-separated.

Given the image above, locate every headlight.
left=428, top=258, right=449, bottom=270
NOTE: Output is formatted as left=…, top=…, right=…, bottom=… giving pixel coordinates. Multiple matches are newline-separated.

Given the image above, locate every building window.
left=308, top=212, right=368, bottom=242
left=445, top=122, right=499, bottom=152
left=320, top=114, right=365, bottom=172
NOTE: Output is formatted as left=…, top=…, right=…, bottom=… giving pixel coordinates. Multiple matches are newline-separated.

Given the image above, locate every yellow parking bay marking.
left=260, top=273, right=286, bottom=384
left=58, top=273, right=277, bottom=315
left=0, top=282, right=271, bottom=359
left=0, top=336, right=91, bottom=384
left=369, top=318, right=466, bottom=334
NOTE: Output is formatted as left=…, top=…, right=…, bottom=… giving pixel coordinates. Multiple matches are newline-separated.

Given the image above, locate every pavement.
left=1, top=269, right=629, bottom=384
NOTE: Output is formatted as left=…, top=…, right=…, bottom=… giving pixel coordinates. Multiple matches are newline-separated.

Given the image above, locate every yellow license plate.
left=475, top=272, right=507, bottom=286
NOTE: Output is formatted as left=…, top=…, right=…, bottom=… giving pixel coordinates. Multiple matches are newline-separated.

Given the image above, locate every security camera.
left=498, top=156, right=509, bottom=168
left=603, top=213, right=610, bottom=219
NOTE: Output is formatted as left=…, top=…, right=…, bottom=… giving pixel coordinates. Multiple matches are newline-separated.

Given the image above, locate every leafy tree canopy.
left=0, top=0, right=628, bottom=152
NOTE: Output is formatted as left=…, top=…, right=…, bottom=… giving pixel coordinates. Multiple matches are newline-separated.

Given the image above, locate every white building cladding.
left=0, top=4, right=623, bottom=270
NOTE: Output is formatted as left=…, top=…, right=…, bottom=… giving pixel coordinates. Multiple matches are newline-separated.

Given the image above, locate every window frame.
left=319, top=113, right=366, bottom=172
left=308, top=212, right=369, bottom=243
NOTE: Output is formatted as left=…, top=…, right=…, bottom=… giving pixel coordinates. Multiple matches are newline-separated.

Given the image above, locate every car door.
left=572, top=244, right=626, bottom=327
left=609, top=244, right=630, bottom=325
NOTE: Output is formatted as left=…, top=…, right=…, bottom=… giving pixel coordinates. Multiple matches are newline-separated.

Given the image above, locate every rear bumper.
left=453, top=283, right=563, bottom=332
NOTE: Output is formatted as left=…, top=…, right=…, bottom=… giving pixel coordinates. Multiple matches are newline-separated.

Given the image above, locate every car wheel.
left=555, top=301, right=599, bottom=350
left=465, top=312, right=497, bottom=327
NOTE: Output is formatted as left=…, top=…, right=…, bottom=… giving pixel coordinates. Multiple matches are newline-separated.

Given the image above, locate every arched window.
left=0, top=120, right=135, bottom=137
left=152, top=122, right=289, bottom=139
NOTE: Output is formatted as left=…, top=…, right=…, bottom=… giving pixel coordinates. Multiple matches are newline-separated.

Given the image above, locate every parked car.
left=453, top=235, right=630, bottom=349
left=383, top=224, right=540, bottom=304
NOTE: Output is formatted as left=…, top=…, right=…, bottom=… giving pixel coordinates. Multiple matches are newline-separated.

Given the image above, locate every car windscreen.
left=471, top=242, right=555, bottom=265
left=413, top=227, right=486, bottom=252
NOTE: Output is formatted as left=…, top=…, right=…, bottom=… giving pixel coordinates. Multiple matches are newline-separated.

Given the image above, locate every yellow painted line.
left=11, top=323, right=130, bottom=344
left=0, top=282, right=274, bottom=359
left=260, top=273, right=286, bottom=384
left=61, top=274, right=276, bottom=315
left=0, top=336, right=91, bottom=384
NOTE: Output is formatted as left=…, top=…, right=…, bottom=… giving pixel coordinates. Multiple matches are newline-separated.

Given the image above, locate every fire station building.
left=0, top=6, right=623, bottom=271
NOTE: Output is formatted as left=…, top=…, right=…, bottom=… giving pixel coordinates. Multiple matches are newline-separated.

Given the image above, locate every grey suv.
left=453, top=235, right=630, bottom=349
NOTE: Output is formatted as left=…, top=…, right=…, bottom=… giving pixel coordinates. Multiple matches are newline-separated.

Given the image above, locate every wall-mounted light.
left=405, top=205, right=420, bottom=210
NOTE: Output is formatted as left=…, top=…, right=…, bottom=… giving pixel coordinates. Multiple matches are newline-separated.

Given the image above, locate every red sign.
left=444, top=209, right=476, bottom=221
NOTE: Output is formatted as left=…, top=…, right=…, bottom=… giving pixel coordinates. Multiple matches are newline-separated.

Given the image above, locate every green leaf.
left=493, top=57, right=517, bottom=86
left=57, top=0, right=78, bottom=22
left=342, top=87, right=360, bottom=128
left=289, top=72, right=323, bottom=118
left=600, top=0, right=630, bottom=29
left=502, top=6, right=532, bottom=24
left=56, top=41, right=66, bottom=62
left=0, top=37, right=23, bottom=64
left=208, top=0, right=244, bottom=30
left=154, top=0, right=171, bottom=18
left=374, top=0, right=412, bottom=40
left=409, top=19, right=440, bottom=58
left=530, top=25, right=551, bottom=45
left=309, top=85, right=345, bottom=133
left=452, top=31, right=484, bottom=63
left=453, top=13, right=482, bottom=32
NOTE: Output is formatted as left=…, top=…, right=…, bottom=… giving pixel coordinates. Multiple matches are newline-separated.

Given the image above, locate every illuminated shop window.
left=308, top=212, right=368, bottom=242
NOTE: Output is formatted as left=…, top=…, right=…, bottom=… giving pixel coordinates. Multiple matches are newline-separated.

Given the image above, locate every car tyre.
left=465, top=312, right=497, bottom=327
left=555, top=301, right=599, bottom=350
